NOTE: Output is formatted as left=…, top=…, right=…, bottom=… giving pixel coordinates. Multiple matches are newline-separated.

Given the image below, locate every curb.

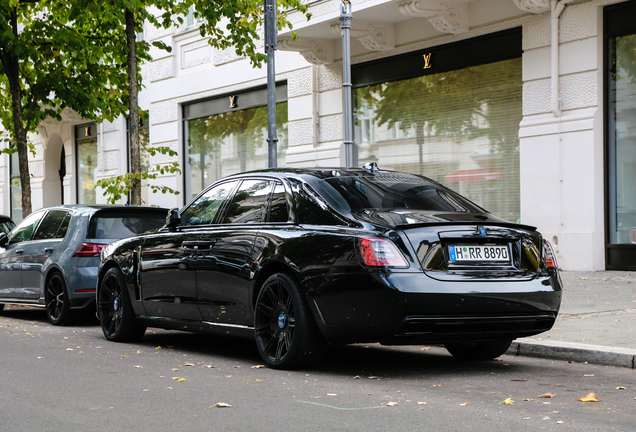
left=506, top=339, right=636, bottom=369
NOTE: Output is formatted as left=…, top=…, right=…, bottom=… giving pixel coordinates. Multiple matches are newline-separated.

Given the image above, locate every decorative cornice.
left=277, top=37, right=335, bottom=65
left=512, top=0, right=550, bottom=13
left=399, top=1, right=470, bottom=34
left=330, top=21, right=395, bottom=52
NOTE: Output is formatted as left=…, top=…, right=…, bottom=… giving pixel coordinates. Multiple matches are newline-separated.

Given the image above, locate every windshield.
left=322, top=173, right=485, bottom=213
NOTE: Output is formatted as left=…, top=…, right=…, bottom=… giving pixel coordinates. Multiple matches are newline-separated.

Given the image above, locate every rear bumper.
left=306, top=270, right=562, bottom=344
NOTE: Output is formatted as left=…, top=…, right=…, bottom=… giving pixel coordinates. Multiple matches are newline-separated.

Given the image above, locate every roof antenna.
left=363, top=162, right=379, bottom=173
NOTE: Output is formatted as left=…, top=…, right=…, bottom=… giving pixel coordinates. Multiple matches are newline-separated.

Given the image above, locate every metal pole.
left=340, top=0, right=354, bottom=168
left=265, top=0, right=278, bottom=168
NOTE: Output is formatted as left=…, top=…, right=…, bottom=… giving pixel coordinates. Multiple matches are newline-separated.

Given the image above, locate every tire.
left=45, top=272, right=72, bottom=325
left=0, top=303, right=4, bottom=313
left=98, top=267, right=146, bottom=342
left=444, top=340, right=513, bottom=361
left=254, top=273, right=326, bottom=370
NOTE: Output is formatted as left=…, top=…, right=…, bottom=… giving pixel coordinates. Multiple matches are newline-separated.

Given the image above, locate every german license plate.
left=448, top=245, right=510, bottom=262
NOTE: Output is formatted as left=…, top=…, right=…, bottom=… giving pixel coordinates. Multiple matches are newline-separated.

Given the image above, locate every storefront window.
left=608, top=33, right=636, bottom=244
left=10, top=151, right=22, bottom=222
left=354, top=57, right=522, bottom=222
left=76, top=124, right=97, bottom=205
left=184, top=86, right=288, bottom=199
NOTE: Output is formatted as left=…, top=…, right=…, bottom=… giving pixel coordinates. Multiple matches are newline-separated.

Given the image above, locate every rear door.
left=196, top=179, right=275, bottom=325
left=0, top=211, right=46, bottom=300
left=21, top=210, right=71, bottom=299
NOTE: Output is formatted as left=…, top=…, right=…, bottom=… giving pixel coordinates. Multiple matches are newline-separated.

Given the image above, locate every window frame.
left=74, top=122, right=98, bottom=205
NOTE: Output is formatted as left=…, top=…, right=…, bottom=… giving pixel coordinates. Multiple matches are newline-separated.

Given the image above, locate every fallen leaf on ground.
left=538, top=393, right=555, bottom=398
left=616, top=386, right=626, bottom=390
left=134, top=365, right=142, bottom=369
left=584, top=374, right=595, bottom=377
left=137, top=350, right=144, bottom=354
left=177, top=378, right=187, bottom=382
left=203, top=365, right=214, bottom=368
left=578, top=392, right=602, bottom=402
left=417, top=402, right=427, bottom=405
left=523, top=399, right=534, bottom=401
left=185, top=362, right=195, bottom=367
left=353, top=375, right=361, bottom=379
left=143, top=389, right=149, bottom=392
left=254, top=379, right=262, bottom=382
left=556, top=421, right=565, bottom=424
left=387, top=402, right=398, bottom=407
left=543, top=402, right=551, bottom=405
left=251, top=365, right=264, bottom=369
left=327, top=393, right=337, bottom=396
left=500, top=398, right=514, bottom=405
left=214, top=403, right=232, bottom=408
left=66, top=348, right=73, bottom=351
left=458, top=402, right=469, bottom=406
left=156, top=346, right=162, bottom=349
left=172, top=368, right=179, bottom=371
left=121, top=354, right=127, bottom=358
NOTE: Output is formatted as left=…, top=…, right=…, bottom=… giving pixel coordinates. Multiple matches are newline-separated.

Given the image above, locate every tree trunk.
left=126, top=9, right=142, bottom=206
left=0, top=8, right=32, bottom=217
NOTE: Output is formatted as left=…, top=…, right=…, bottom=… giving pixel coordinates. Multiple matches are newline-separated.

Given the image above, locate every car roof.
left=221, top=167, right=398, bottom=181
left=32, top=204, right=168, bottom=216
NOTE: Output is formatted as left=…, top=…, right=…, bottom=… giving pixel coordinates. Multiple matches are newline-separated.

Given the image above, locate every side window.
left=287, top=178, right=346, bottom=226
left=33, top=211, right=70, bottom=240
left=55, top=213, right=72, bottom=238
left=180, top=181, right=238, bottom=226
left=220, top=180, right=275, bottom=224
left=8, top=211, right=45, bottom=244
left=268, top=182, right=289, bottom=223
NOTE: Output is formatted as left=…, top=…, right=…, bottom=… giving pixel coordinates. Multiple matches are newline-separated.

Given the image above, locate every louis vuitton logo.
left=423, top=53, right=432, bottom=69
left=84, top=126, right=90, bottom=136
left=229, top=95, right=237, bottom=108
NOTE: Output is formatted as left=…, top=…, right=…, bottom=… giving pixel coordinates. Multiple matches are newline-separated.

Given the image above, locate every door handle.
left=15, top=249, right=24, bottom=256
left=44, top=248, right=55, bottom=254
left=182, top=240, right=216, bottom=250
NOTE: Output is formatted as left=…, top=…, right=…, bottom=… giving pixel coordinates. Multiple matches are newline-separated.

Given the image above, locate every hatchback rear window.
left=87, top=211, right=166, bottom=239
left=322, top=173, right=484, bottom=213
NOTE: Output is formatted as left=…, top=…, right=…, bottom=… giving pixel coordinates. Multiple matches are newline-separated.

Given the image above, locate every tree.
left=0, top=0, right=130, bottom=216
left=94, top=0, right=310, bottom=205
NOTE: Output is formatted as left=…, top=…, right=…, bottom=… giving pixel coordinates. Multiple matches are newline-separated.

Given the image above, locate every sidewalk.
left=507, top=270, right=636, bottom=368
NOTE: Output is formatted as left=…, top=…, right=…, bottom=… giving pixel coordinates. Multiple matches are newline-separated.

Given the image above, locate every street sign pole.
left=340, top=0, right=354, bottom=168
left=265, top=0, right=278, bottom=168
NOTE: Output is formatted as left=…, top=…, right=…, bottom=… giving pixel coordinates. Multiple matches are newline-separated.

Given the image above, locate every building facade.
left=1, top=0, right=635, bottom=271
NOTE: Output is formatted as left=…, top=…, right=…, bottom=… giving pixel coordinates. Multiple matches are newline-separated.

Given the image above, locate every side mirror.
left=0, top=232, right=7, bottom=247
left=166, top=208, right=181, bottom=232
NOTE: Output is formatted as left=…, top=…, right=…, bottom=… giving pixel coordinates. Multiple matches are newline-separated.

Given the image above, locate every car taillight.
left=359, top=238, right=408, bottom=268
left=631, top=230, right=636, bottom=244
left=73, top=243, right=107, bottom=257
left=543, top=239, right=558, bottom=269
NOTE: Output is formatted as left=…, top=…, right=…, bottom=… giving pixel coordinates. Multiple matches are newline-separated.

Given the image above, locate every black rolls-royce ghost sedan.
left=97, top=166, right=561, bottom=369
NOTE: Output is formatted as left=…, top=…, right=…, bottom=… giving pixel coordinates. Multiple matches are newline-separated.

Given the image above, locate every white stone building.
left=1, top=0, right=635, bottom=271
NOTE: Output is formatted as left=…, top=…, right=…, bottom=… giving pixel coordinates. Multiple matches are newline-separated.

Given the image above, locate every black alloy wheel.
left=45, top=272, right=72, bottom=325
left=98, top=267, right=146, bottom=342
left=444, top=340, right=513, bottom=360
left=254, top=273, right=325, bottom=370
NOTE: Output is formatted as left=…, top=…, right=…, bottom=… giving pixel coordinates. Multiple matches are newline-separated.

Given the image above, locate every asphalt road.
left=1, top=306, right=634, bottom=432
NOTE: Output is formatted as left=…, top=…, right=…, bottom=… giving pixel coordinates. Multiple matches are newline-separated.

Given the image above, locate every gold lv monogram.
left=84, top=126, right=90, bottom=136
left=423, top=53, right=432, bottom=69
left=229, top=95, right=237, bottom=108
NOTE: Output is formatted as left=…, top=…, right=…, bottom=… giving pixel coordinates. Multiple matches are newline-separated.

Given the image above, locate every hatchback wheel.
left=45, top=272, right=72, bottom=325
left=98, top=267, right=146, bottom=342
left=0, top=304, right=4, bottom=313
left=254, top=273, right=326, bottom=370
left=444, top=340, right=513, bottom=360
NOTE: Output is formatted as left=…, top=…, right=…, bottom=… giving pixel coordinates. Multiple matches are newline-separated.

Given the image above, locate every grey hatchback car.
left=0, top=205, right=167, bottom=325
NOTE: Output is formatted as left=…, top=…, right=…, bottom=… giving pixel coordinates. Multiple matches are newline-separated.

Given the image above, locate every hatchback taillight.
left=359, top=238, right=408, bottom=268
left=543, top=239, right=558, bottom=269
left=73, top=243, right=107, bottom=257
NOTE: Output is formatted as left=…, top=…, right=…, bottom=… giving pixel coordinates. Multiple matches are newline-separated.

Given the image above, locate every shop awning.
left=445, top=170, right=500, bottom=182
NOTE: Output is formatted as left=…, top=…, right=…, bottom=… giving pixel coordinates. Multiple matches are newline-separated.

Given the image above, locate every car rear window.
left=87, top=210, right=166, bottom=239
left=322, top=173, right=484, bottom=213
